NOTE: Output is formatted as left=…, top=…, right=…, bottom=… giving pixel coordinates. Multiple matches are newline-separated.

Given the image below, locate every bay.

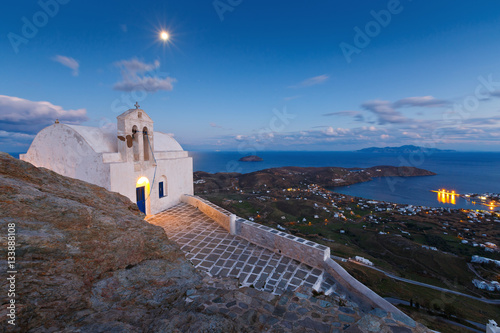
left=190, top=151, right=500, bottom=210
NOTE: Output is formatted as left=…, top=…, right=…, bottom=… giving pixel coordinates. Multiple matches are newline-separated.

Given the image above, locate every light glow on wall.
left=137, top=177, right=149, bottom=187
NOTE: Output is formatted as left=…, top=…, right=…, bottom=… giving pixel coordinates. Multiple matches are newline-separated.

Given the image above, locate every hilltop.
left=0, top=153, right=426, bottom=332
left=0, top=153, right=239, bottom=332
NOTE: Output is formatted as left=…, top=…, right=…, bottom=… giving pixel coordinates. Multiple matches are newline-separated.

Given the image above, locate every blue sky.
left=2, top=0, right=500, bottom=152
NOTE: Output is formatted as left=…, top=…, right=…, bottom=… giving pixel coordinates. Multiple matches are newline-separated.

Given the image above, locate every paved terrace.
left=147, top=203, right=338, bottom=296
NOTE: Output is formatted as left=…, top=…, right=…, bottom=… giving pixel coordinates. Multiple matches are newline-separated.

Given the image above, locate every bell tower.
left=116, top=102, right=154, bottom=163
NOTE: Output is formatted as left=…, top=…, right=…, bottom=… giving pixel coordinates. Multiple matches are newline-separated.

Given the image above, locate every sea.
left=9, top=151, right=500, bottom=211
left=189, top=151, right=500, bottom=211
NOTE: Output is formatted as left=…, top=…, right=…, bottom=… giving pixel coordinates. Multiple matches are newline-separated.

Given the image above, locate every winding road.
left=331, top=255, right=500, bottom=305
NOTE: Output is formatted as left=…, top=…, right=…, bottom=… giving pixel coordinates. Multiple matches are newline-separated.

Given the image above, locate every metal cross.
left=134, top=102, right=140, bottom=109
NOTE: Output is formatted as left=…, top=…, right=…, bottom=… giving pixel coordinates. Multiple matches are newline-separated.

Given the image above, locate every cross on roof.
left=134, top=102, right=140, bottom=109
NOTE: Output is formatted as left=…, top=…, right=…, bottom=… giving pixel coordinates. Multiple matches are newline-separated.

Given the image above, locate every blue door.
left=136, top=186, right=146, bottom=214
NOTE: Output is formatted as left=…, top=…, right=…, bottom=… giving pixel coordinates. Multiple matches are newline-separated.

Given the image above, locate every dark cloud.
left=393, top=96, right=448, bottom=108
left=0, top=95, right=88, bottom=134
left=361, top=100, right=408, bottom=125
left=489, top=90, right=500, bottom=98
left=322, top=111, right=360, bottom=117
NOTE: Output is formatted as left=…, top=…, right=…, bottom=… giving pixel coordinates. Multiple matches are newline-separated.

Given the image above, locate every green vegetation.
left=198, top=186, right=500, bottom=332
left=342, top=261, right=500, bottom=332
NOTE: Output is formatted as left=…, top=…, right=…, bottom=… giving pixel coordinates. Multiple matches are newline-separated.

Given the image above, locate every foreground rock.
left=0, top=153, right=241, bottom=332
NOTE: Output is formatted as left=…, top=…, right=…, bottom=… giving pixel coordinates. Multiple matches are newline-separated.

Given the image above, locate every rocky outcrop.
left=0, top=153, right=238, bottom=332
left=239, top=155, right=263, bottom=162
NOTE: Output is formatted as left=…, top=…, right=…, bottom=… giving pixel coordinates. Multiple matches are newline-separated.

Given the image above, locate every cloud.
left=284, top=95, right=301, bottom=101
left=0, top=95, right=88, bottom=134
left=0, top=129, right=35, bottom=149
left=210, top=122, right=223, bottom=128
left=113, top=77, right=176, bottom=92
left=203, top=113, right=500, bottom=150
left=0, top=130, right=34, bottom=139
left=361, top=100, right=408, bottom=125
left=323, top=111, right=360, bottom=117
left=325, top=127, right=351, bottom=136
left=113, top=58, right=176, bottom=92
left=393, top=96, right=448, bottom=108
left=328, top=96, right=450, bottom=125
left=322, top=110, right=365, bottom=122
left=290, top=74, right=329, bottom=88
left=52, top=55, right=79, bottom=76
left=115, top=58, right=160, bottom=76
left=460, top=115, right=500, bottom=126
left=235, top=134, right=246, bottom=141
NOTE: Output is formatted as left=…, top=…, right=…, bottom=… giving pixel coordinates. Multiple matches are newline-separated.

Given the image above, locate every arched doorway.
left=136, top=176, right=150, bottom=215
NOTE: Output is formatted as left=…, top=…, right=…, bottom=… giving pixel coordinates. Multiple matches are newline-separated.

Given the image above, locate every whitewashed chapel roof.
left=65, top=124, right=117, bottom=153
left=62, top=125, right=183, bottom=154
left=154, top=131, right=184, bottom=151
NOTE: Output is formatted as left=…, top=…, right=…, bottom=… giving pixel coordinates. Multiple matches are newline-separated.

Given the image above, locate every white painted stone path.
left=147, top=203, right=338, bottom=296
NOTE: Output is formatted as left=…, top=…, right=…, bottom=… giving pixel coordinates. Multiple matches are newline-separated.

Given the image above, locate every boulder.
left=0, top=153, right=224, bottom=332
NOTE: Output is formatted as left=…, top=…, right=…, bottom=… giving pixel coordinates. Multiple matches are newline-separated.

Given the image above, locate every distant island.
left=239, top=155, right=263, bottom=162
left=357, top=145, right=455, bottom=153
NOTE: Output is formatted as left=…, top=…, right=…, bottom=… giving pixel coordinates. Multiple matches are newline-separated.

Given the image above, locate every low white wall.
left=237, top=218, right=330, bottom=269
left=181, top=195, right=414, bottom=322
left=323, top=258, right=403, bottom=313
left=180, top=195, right=329, bottom=268
left=181, top=195, right=235, bottom=233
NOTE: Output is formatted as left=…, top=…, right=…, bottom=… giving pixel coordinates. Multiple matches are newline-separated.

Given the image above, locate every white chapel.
left=20, top=104, right=193, bottom=215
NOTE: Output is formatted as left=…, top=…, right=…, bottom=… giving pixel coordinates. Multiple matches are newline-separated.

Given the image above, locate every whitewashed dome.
left=154, top=131, right=184, bottom=151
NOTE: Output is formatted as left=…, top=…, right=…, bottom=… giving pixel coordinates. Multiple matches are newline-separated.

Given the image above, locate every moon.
left=160, top=31, right=169, bottom=41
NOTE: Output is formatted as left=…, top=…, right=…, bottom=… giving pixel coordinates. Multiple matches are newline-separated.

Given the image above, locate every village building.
left=20, top=104, right=193, bottom=215
left=487, top=320, right=500, bottom=333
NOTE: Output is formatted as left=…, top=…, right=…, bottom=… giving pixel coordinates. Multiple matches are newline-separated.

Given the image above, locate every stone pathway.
left=148, top=203, right=428, bottom=333
left=179, top=275, right=424, bottom=333
left=147, top=203, right=337, bottom=296
left=190, top=276, right=362, bottom=333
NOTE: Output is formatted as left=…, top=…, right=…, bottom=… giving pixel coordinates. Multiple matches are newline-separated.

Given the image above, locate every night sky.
left=2, top=0, right=500, bottom=152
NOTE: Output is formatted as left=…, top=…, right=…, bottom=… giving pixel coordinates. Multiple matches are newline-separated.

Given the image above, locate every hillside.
left=194, top=165, right=436, bottom=193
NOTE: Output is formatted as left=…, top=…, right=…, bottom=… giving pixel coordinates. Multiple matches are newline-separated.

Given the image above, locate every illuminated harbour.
left=431, top=189, right=500, bottom=211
